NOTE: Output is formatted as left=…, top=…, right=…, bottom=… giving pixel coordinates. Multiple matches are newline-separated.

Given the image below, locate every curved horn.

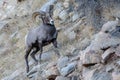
left=32, top=12, right=41, bottom=22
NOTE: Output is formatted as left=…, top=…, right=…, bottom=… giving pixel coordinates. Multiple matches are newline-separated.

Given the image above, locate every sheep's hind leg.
left=38, top=41, right=43, bottom=64
left=39, top=46, right=43, bottom=64
left=52, top=39, right=58, bottom=48
left=30, top=48, right=39, bottom=65
left=25, top=47, right=32, bottom=73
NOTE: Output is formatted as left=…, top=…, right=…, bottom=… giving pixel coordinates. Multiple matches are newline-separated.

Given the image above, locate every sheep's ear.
left=49, top=5, right=54, bottom=16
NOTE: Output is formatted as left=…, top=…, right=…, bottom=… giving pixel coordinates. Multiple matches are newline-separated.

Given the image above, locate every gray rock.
left=57, top=56, right=69, bottom=70
left=79, top=38, right=91, bottom=50
left=68, top=72, right=81, bottom=80
left=106, top=64, right=114, bottom=72
left=68, top=31, right=76, bottom=40
left=70, top=76, right=80, bottom=80
left=115, top=45, right=120, bottom=56
left=41, top=50, right=57, bottom=61
left=53, top=3, right=64, bottom=19
left=85, top=32, right=120, bottom=51
left=101, top=47, right=115, bottom=63
left=115, top=60, right=120, bottom=67
left=59, top=10, right=69, bottom=21
left=64, top=30, right=76, bottom=40
left=110, top=26, right=120, bottom=38
left=60, top=62, right=77, bottom=76
left=91, top=71, right=112, bottom=80
left=83, top=69, right=112, bottom=80
left=72, top=12, right=80, bottom=22
left=34, top=50, right=58, bottom=62
left=55, top=76, right=70, bottom=80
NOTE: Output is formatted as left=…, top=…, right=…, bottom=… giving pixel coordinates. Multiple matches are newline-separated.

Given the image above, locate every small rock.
left=65, top=45, right=77, bottom=56
left=46, top=61, right=57, bottom=69
left=63, top=0, right=70, bottom=8
left=72, top=12, right=80, bottom=22
left=70, top=76, right=80, bottom=80
left=115, top=45, right=120, bottom=56
left=57, top=56, right=69, bottom=70
left=0, top=22, right=8, bottom=31
left=112, top=72, right=120, bottom=80
left=41, top=50, right=57, bottom=61
left=59, top=10, right=69, bottom=21
left=70, top=55, right=80, bottom=62
left=77, top=61, right=83, bottom=72
left=110, top=26, right=120, bottom=38
left=101, top=47, right=115, bottom=63
left=35, top=50, right=58, bottom=62
left=80, top=50, right=101, bottom=67
left=60, top=62, right=77, bottom=76
left=44, top=64, right=59, bottom=80
left=55, top=76, right=70, bottom=80
left=68, top=72, right=80, bottom=80
left=66, top=31, right=76, bottom=40
left=106, top=64, right=114, bottom=72
left=115, top=60, right=120, bottom=67
left=78, top=38, right=91, bottom=50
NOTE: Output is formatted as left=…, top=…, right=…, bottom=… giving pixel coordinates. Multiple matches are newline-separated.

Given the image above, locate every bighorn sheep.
left=25, top=5, right=58, bottom=73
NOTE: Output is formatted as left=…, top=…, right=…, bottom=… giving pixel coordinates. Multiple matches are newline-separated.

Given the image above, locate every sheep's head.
left=32, top=5, right=54, bottom=25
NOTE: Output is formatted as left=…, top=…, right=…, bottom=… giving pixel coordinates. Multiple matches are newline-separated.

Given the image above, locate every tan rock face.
left=102, top=47, right=115, bottom=63
left=80, top=50, right=101, bottom=67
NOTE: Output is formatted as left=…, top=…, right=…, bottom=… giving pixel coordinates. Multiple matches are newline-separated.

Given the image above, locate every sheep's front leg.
left=38, top=41, right=43, bottom=63
left=30, top=48, right=39, bottom=65
left=52, top=40, right=60, bottom=57
left=52, top=39, right=57, bottom=48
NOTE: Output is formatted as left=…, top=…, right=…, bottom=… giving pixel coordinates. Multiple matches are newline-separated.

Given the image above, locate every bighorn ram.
left=25, top=5, right=58, bottom=73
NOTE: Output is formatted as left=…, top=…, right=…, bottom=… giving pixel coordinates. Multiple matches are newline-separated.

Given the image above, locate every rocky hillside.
left=0, top=0, right=120, bottom=80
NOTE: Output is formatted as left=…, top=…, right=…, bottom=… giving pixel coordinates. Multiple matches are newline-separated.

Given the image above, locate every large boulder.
left=80, top=50, right=102, bottom=66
